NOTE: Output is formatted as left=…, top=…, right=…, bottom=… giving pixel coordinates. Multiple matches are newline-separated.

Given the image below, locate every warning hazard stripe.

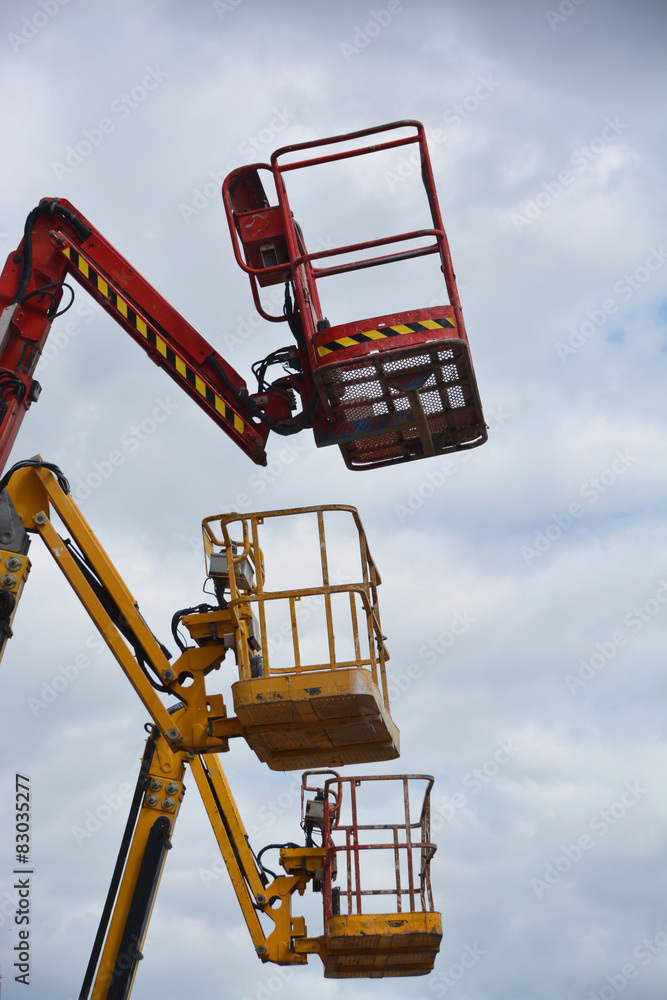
left=60, top=245, right=246, bottom=435
left=317, top=316, right=456, bottom=357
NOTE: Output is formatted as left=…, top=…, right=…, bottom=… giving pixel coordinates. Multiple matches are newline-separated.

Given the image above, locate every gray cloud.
left=0, top=1, right=664, bottom=998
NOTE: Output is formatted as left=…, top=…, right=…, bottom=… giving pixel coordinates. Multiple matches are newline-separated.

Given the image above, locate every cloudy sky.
left=0, top=1, right=665, bottom=998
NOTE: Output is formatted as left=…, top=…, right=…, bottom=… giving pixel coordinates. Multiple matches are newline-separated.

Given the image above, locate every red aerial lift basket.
left=303, top=771, right=442, bottom=978
left=223, top=121, right=487, bottom=470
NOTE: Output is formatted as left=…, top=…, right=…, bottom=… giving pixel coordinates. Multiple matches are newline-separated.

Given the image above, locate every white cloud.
left=0, top=1, right=664, bottom=998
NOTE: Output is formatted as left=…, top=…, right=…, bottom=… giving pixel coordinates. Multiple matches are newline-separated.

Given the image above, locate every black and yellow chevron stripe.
left=60, top=245, right=245, bottom=434
left=317, top=316, right=456, bottom=357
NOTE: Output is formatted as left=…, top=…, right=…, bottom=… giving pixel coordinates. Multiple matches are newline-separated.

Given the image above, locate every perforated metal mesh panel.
left=315, top=340, right=487, bottom=469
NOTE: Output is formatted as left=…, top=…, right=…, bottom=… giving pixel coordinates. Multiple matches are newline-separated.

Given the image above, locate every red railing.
left=223, top=120, right=467, bottom=341
left=311, top=773, right=437, bottom=930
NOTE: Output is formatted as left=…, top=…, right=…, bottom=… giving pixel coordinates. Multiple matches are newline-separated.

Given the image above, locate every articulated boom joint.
left=0, top=460, right=442, bottom=995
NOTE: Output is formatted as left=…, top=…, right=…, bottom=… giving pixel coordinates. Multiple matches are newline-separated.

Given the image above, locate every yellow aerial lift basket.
left=202, top=506, right=399, bottom=771
left=0, top=461, right=443, bottom=993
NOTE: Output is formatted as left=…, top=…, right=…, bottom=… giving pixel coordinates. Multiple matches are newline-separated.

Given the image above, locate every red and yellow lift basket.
left=223, top=120, right=487, bottom=470
left=302, top=770, right=442, bottom=978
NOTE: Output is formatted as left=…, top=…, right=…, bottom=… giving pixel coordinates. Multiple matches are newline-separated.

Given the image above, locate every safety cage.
left=223, top=120, right=487, bottom=470
left=201, top=505, right=399, bottom=771
left=301, top=770, right=442, bottom=978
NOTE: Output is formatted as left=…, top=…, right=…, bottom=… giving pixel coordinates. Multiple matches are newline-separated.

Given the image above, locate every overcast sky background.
left=0, top=1, right=665, bottom=998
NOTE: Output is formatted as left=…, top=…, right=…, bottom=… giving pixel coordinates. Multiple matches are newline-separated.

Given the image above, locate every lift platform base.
left=232, top=668, right=399, bottom=771
left=323, top=912, right=443, bottom=978
left=311, top=307, right=487, bottom=470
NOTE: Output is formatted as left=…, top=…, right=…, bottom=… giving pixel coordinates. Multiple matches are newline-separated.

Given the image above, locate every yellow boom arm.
left=0, top=458, right=440, bottom=998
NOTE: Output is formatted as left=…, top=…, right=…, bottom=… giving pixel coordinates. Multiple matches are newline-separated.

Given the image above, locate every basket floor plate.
left=232, top=668, right=399, bottom=771
left=324, top=912, right=442, bottom=978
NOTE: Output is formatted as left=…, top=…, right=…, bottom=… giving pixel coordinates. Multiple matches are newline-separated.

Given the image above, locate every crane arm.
left=1, top=457, right=184, bottom=740
left=0, top=458, right=323, bottom=999
left=79, top=731, right=320, bottom=1000
left=0, top=198, right=271, bottom=473
left=0, top=123, right=487, bottom=476
left=0, top=459, right=441, bottom=995
left=0, top=457, right=255, bottom=755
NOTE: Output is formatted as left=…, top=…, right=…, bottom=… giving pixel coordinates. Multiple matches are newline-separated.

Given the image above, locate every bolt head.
left=149, top=778, right=163, bottom=791
left=257, top=946, right=267, bottom=957
left=145, top=793, right=159, bottom=807
left=161, top=797, right=175, bottom=810
left=0, top=573, right=17, bottom=589
left=165, top=728, right=180, bottom=741
left=34, top=513, right=46, bottom=525
left=165, top=782, right=179, bottom=795
left=6, top=556, right=22, bottom=571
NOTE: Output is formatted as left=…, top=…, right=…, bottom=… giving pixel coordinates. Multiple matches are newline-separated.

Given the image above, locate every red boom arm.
left=0, top=198, right=271, bottom=472
left=0, top=124, right=486, bottom=474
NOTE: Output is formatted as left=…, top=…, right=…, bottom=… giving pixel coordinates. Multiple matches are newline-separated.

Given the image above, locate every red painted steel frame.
left=320, top=773, right=437, bottom=929
left=0, top=199, right=269, bottom=473
left=223, top=121, right=487, bottom=470
left=223, top=121, right=467, bottom=347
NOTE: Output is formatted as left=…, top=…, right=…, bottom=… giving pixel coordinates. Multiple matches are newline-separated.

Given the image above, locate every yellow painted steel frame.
left=189, top=753, right=323, bottom=966
left=200, top=506, right=400, bottom=771
left=6, top=464, right=180, bottom=741
left=90, top=734, right=187, bottom=1000
left=202, top=506, right=390, bottom=700
left=3, top=464, right=241, bottom=755
left=83, top=735, right=327, bottom=997
left=0, top=464, right=439, bottom=994
left=0, top=464, right=326, bottom=994
left=0, top=545, right=30, bottom=651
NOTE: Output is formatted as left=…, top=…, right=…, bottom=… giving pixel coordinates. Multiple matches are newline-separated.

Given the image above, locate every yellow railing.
left=202, top=506, right=390, bottom=709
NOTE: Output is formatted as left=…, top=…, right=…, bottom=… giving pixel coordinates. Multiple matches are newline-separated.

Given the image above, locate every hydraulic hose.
left=12, top=200, right=92, bottom=306
left=206, top=352, right=319, bottom=436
